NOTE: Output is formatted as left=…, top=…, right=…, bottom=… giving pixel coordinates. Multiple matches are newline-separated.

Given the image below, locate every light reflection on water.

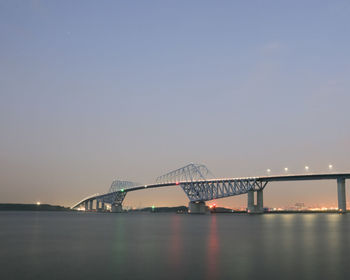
left=1, top=211, right=350, bottom=280
left=206, top=215, right=219, bottom=280
left=169, top=215, right=182, bottom=272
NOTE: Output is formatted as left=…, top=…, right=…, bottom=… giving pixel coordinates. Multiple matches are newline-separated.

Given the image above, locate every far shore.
left=0, top=203, right=72, bottom=211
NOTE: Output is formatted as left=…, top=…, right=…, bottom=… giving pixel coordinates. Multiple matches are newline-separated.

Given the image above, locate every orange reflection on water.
left=206, top=215, right=219, bottom=280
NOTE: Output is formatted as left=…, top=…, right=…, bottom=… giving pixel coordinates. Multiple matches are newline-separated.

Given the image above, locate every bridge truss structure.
left=156, top=163, right=215, bottom=184
left=181, top=179, right=267, bottom=202
left=108, top=180, right=138, bottom=193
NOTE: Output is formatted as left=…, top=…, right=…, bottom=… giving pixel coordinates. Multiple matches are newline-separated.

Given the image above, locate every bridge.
left=71, top=163, right=350, bottom=214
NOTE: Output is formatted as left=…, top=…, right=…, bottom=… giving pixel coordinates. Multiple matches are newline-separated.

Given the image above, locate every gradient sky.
left=1, top=0, right=350, bottom=208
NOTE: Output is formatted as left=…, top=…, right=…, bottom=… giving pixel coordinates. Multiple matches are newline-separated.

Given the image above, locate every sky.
left=1, top=0, right=350, bottom=209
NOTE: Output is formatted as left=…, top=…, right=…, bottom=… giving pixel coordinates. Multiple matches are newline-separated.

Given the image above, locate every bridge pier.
left=247, top=190, right=264, bottom=214
left=96, top=200, right=100, bottom=211
left=257, top=189, right=263, bottom=212
left=84, top=201, right=89, bottom=211
left=337, top=178, right=346, bottom=213
left=88, top=200, right=93, bottom=211
left=188, top=201, right=207, bottom=214
left=111, top=205, right=123, bottom=213
left=101, top=202, right=105, bottom=211
left=247, top=191, right=254, bottom=212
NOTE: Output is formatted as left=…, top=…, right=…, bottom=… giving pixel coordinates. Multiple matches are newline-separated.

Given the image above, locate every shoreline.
left=0, top=204, right=345, bottom=214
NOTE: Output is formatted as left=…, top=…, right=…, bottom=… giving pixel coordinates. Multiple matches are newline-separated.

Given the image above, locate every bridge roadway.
left=72, top=173, right=350, bottom=214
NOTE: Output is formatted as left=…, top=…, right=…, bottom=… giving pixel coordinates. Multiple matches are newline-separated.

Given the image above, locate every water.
left=1, top=211, right=350, bottom=280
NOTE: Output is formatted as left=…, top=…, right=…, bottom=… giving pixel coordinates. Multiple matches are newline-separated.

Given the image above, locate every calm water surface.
left=1, top=211, right=350, bottom=280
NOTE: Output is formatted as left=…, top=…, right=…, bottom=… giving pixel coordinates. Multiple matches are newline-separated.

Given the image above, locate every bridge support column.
left=188, top=201, right=207, bottom=214
left=247, top=191, right=255, bottom=213
left=247, top=191, right=254, bottom=212
left=101, top=202, right=105, bottom=211
left=111, top=205, right=123, bottom=213
left=337, top=178, right=346, bottom=213
left=89, top=200, right=93, bottom=211
left=257, top=189, right=264, bottom=213
left=84, top=201, right=89, bottom=211
left=247, top=190, right=264, bottom=214
left=96, top=201, right=100, bottom=211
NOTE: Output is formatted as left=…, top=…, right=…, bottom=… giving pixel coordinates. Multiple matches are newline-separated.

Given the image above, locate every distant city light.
left=175, top=181, right=179, bottom=185
left=267, top=169, right=271, bottom=173
left=329, top=164, right=333, bottom=170
left=284, top=167, right=288, bottom=172
left=305, top=166, right=309, bottom=171
left=36, top=202, right=41, bottom=206
left=120, top=189, right=124, bottom=192
left=151, top=205, right=155, bottom=210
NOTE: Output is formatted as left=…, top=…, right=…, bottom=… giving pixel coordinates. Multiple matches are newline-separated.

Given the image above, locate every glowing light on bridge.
left=305, top=166, right=309, bottom=171
left=36, top=202, right=41, bottom=206
left=175, top=181, right=179, bottom=185
left=329, top=164, right=333, bottom=170
left=284, top=167, right=288, bottom=172
left=267, top=169, right=271, bottom=174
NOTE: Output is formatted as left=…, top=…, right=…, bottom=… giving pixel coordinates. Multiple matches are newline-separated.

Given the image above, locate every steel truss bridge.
left=72, top=163, right=350, bottom=214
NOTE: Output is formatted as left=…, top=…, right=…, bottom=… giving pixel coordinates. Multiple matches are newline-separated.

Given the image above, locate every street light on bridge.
left=284, top=167, right=288, bottom=173
left=305, top=166, right=310, bottom=172
left=329, top=164, right=333, bottom=171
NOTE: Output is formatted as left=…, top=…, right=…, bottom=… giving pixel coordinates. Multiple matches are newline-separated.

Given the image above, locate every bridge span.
left=72, top=163, right=350, bottom=214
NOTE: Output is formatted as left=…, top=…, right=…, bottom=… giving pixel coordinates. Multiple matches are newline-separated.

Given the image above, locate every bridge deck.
left=72, top=173, right=350, bottom=209
left=258, top=173, right=350, bottom=182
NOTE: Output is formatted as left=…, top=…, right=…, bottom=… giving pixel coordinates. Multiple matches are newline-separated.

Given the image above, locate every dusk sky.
left=1, top=1, right=350, bottom=208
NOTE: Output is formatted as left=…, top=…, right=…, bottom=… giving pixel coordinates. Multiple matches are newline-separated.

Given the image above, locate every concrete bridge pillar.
left=101, top=202, right=105, bottom=211
left=111, top=205, right=123, bottom=213
left=96, top=200, right=100, bottom=211
left=337, top=178, right=346, bottom=213
left=84, top=201, right=89, bottom=211
left=188, top=201, right=207, bottom=214
left=247, top=190, right=264, bottom=214
left=247, top=191, right=254, bottom=212
left=257, top=189, right=264, bottom=213
left=88, top=200, right=93, bottom=211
